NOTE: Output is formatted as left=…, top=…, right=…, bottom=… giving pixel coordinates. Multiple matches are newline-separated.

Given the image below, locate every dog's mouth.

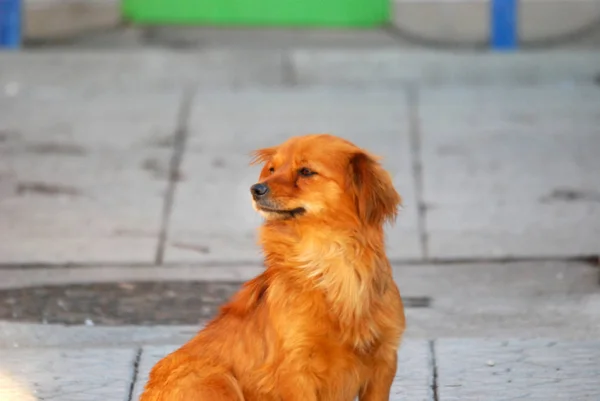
left=257, top=205, right=306, bottom=218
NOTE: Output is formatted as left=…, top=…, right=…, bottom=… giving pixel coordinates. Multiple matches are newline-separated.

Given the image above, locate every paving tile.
left=0, top=321, right=198, bottom=349
left=0, top=51, right=284, bottom=93
left=404, top=291, right=600, bottom=340
left=0, top=347, right=137, bottom=401
left=2, top=51, right=600, bottom=93
left=0, top=265, right=264, bottom=290
left=134, top=340, right=431, bottom=401
left=0, top=91, right=182, bottom=150
left=436, top=339, right=600, bottom=400
left=419, top=86, right=600, bottom=258
left=291, top=51, right=600, bottom=87
left=0, top=92, right=181, bottom=263
left=165, top=88, right=421, bottom=263
left=395, top=261, right=600, bottom=339
left=392, top=339, right=432, bottom=401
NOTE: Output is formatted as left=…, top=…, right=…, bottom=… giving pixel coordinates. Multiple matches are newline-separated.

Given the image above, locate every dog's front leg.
left=359, top=349, right=397, bottom=401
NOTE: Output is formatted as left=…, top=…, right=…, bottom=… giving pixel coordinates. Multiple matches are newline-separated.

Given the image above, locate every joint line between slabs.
left=127, top=347, right=143, bottom=401
left=281, top=52, right=297, bottom=86
left=155, top=88, right=196, bottom=265
left=407, top=85, right=429, bottom=259
left=428, top=340, right=439, bottom=401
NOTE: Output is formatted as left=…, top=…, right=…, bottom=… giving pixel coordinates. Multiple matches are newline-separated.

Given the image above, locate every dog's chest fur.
left=283, top=240, right=389, bottom=353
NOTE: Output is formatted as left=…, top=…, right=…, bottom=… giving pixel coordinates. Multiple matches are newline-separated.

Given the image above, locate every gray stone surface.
left=0, top=92, right=182, bottom=263
left=24, top=0, right=120, bottom=41
left=290, top=50, right=600, bottom=87
left=392, top=339, right=433, bottom=401
left=132, top=340, right=431, bottom=401
left=0, top=347, right=137, bottom=401
left=1, top=337, right=599, bottom=401
left=165, top=89, right=422, bottom=262
left=419, top=86, right=600, bottom=259
left=0, top=51, right=285, bottom=93
left=398, top=261, right=600, bottom=339
left=131, top=26, right=402, bottom=50
left=436, top=339, right=600, bottom=400
left=394, top=261, right=600, bottom=300
left=0, top=265, right=264, bottom=290
left=0, top=91, right=182, bottom=149
left=0, top=321, right=199, bottom=349
left=1, top=51, right=600, bottom=93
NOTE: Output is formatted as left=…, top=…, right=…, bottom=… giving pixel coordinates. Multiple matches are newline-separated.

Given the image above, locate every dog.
left=140, top=134, right=405, bottom=401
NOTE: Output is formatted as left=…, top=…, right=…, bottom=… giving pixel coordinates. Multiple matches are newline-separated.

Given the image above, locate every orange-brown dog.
left=140, top=134, right=405, bottom=401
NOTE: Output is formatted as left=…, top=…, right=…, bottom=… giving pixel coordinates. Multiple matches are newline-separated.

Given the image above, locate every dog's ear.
left=249, top=146, right=277, bottom=166
left=349, top=151, right=402, bottom=226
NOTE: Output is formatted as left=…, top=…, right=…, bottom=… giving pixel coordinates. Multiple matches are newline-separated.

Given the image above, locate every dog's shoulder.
left=220, top=274, right=269, bottom=317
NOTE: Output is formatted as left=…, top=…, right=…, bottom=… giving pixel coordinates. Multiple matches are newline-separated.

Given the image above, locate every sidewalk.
left=2, top=337, right=599, bottom=401
left=0, top=45, right=599, bottom=400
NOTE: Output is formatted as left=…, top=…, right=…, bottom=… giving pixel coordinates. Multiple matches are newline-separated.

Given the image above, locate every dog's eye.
left=298, top=167, right=316, bottom=177
left=268, top=167, right=275, bottom=174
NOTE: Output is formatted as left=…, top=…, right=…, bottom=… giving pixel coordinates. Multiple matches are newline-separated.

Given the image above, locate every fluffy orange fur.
left=140, top=134, right=405, bottom=401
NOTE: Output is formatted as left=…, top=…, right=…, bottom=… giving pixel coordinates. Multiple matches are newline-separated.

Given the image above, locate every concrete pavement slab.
left=0, top=92, right=182, bottom=263
left=0, top=152, right=163, bottom=264
left=391, top=340, right=432, bottom=401
left=436, top=339, right=600, bottom=400
left=165, top=88, right=421, bottom=263
left=0, top=347, right=137, bottom=401
left=394, top=261, right=600, bottom=299
left=291, top=50, right=600, bottom=87
left=0, top=321, right=199, bottom=349
left=132, top=340, right=432, bottom=401
left=419, top=86, right=600, bottom=259
left=0, top=51, right=285, bottom=93
left=404, top=289, right=600, bottom=339
left=2, top=51, right=599, bottom=95
left=0, top=265, right=264, bottom=290
left=0, top=91, right=183, bottom=150
left=397, top=262, right=600, bottom=339
left=1, top=338, right=598, bottom=401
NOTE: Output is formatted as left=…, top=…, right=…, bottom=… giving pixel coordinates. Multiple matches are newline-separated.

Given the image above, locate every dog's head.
left=249, top=134, right=401, bottom=228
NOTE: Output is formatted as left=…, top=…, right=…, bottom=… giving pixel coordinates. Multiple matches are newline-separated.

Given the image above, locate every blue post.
left=0, top=0, right=22, bottom=49
left=491, top=0, right=518, bottom=50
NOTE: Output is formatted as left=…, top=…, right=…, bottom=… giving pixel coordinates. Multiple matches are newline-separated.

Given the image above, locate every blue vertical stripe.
left=0, top=0, right=22, bottom=49
left=491, top=0, right=518, bottom=50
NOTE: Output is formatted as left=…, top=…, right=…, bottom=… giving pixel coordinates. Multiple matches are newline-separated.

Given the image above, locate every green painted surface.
left=122, top=0, right=390, bottom=27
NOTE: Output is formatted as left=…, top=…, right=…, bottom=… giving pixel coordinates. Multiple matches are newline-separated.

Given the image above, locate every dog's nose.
left=251, top=183, right=269, bottom=198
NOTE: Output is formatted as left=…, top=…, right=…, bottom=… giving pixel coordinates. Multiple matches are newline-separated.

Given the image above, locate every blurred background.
left=1, top=0, right=600, bottom=399
left=3, top=0, right=600, bottom=48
